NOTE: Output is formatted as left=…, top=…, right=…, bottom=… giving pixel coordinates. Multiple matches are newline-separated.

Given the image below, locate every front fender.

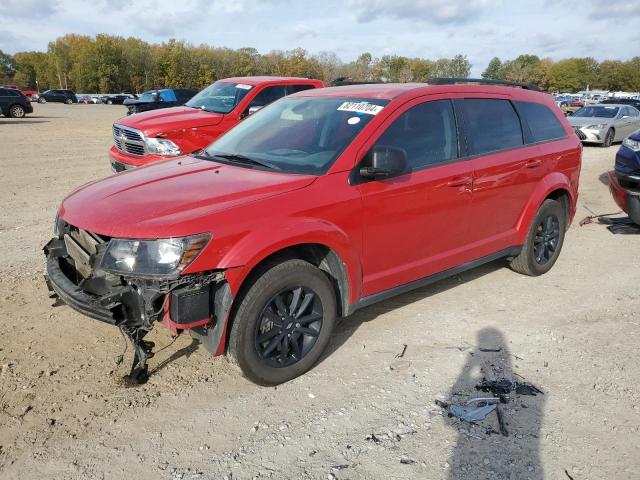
left=217, top=217, right=362, bottom=304
left=515, top=172, right=576, bottom=244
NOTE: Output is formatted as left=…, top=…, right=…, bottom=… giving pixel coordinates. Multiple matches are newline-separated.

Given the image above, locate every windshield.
left=200, top=97, right=389, bottom=175
left=185, top=81, right=253, bottom=113
left=138, top=91, right=156, bottom=102
left=573, top=106, right=619, bottom=118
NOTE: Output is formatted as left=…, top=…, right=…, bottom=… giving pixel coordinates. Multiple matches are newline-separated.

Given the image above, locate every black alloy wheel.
left=254, top=286, right=323, bottom=368
left=533, top=214, right=560, bottom=265
left=228, top=259, right=336, bottom=385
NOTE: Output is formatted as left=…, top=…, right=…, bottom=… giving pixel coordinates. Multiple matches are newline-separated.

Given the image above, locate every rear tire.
left=510, top=199, right=566, bottom=276
left=602, top=128, right=614, bottom=147
left=38, top=97, right=46, bottom=104
left=64, top=98, right=73, bottom=105
left=9, top=105, right=25, bottom=118
left=107, top=100, right=113, bottom=105
left=228, top=259, right=337, bottom=386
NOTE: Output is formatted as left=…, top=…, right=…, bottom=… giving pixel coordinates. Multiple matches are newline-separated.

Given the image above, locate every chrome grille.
left=113, top=124, right=146, bottom=156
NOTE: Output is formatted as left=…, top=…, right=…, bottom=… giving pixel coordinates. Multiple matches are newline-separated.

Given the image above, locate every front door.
left=356, top=98, right=474, bottom=297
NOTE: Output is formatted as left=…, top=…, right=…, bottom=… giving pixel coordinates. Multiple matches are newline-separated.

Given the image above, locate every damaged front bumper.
left=608, top=170, right=640, bottom=225
left=43, top=223, right=231, bottom=383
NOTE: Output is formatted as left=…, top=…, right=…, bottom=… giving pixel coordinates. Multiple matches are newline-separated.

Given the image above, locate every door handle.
left=525, top=159, right=542, bottom=168
left=446, top=176, right=472, bottom=187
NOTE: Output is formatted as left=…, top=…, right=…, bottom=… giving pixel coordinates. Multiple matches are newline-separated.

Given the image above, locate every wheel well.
left=546, top=188, right=570, bottom=223
left=235, top=244, right=350, bottom=318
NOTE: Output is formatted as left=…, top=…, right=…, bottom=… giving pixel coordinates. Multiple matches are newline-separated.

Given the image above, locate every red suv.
left=109, top=76, right=324, bottom=172
left=45, top=80, right=581, bottom=385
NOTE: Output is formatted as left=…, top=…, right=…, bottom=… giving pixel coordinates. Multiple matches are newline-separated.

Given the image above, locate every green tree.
left=482, top=57, right=503, bottom=79
left=0, top=49, right=16, bottom=81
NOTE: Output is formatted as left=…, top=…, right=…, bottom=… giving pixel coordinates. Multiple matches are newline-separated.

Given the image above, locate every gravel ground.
left=0, top=103, right=639, bottom=480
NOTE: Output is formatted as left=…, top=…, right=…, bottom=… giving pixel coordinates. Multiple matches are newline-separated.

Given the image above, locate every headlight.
left=585, top=124, right=607, bottom=130
left=144, top=137, right=182, bottom=156
left=101, top=234, right=210, bottom=277
left=622, top=137, right=640, bottom=152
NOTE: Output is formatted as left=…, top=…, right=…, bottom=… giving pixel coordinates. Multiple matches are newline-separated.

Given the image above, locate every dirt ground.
left=0, top=103, right=639, bottom=480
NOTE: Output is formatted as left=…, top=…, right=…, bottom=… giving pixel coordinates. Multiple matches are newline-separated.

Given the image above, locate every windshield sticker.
left=337, top=102, right=384, bottom=115
left=347, top=116, right=361, bottom=125
left=235, top=84, right=253, bottom=90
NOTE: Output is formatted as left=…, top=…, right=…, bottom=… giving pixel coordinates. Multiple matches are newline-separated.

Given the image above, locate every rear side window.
left=458, top=99, right=523, bottom=155
left=375, top=99, right=458, bottom=170
left=0, top=88, right=7, bottom=96
left=159, top=90, right=177, bottom=102
left=516, top=101, right=566, bottom=143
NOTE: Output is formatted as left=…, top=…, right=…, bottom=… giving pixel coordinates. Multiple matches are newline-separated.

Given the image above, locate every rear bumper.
left=108, top=145, right=167, bottom=169
left=608, top=171, right=640, bottom=224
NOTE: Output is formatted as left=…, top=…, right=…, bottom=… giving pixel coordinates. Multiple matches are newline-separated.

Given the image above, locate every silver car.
left=568, top=104, right=640, bottom=147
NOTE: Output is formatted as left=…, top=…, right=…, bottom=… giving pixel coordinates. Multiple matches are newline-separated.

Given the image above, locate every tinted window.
left=290, top=84, right=316, bottom=94
left=374, top=100, right=458, bottom=170
left=0, top=88, right=7, bottom=96
left=159, top=89, right=177, bottom=102
left=458, top=99, right=523, bottom=155
left=249, top=86, right=287, bottom=108
left=516, top=101, right=566, bottom=143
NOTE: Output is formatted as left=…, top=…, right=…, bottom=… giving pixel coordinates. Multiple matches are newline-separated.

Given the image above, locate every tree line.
left=0, top=34, right=638, bottom=94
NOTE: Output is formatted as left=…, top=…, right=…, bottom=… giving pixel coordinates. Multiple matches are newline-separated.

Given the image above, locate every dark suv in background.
left=123, top=88, right=197, bottom=115
left=0, top=87, right=33, bottom=118
left=38, top=89, right=77, bottom=104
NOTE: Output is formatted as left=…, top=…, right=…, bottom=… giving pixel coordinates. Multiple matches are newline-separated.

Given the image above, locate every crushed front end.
left=44, top=219, right=226, bottom=384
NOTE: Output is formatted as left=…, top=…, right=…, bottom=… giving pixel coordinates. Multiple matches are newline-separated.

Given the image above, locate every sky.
left=0, top=0, right=639, bottom=75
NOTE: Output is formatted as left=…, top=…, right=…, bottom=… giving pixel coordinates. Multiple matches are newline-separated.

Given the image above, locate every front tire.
left=602, top=128, right=614, bottom=148
left=9, top=105, right=25, bottom=118
left=510, top=199, right=566, bottom=276
left=107, top=100, right=113, bottom=105
left=64, top=98, right=73, bottom=105
left=228, top=259, right=337, bottom=385
left=38, top=97, right=46, bottom=104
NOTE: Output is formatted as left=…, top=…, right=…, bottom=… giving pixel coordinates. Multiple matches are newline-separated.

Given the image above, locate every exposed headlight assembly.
left=101, top=234, right=210, bottom=277
left=622, top=137, right=640, bottom=152
left=145, top=137, right=182, bottom=156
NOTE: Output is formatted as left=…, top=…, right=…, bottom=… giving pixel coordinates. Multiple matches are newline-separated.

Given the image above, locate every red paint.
left=61, top=83, right=582, bottom=354
left=608, top=171, right=628, bottom=213
left=109, top=77, right=324, bottom=168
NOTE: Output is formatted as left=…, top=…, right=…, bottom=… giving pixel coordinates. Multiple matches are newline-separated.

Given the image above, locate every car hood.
left=60, top=157, right=316, bottom=238
left=567, top=116, right=614, bottom=127
left=116, top=106, right=224, bottom=135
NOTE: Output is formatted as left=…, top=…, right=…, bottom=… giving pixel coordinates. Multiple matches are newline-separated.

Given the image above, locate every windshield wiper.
left=209, top=153, right=281, bottom=171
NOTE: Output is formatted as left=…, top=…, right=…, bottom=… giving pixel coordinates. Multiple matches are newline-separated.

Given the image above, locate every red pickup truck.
left=1, top=85, right=38, bottom=99
left=109, top=76, right=324, bottom=172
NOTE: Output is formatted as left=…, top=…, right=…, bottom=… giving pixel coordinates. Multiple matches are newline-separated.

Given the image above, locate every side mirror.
left=360, top=145, right=407, bottom=180
left=248, top=105, right=263, bottom=115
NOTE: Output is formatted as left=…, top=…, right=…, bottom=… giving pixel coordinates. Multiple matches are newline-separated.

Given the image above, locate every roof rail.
left=331, top=78, right=386, bottom=87
left=428, top=77, right=541, bottom=91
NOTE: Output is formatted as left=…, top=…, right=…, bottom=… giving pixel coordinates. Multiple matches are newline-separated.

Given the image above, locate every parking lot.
left=1, top=103, right=639, bottom=479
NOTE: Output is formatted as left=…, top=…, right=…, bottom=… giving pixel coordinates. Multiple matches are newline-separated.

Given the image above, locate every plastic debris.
left=435, top=398, right=498, bottom=422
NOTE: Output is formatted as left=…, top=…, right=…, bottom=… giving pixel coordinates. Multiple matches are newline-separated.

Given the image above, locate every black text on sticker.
left=337, top=102, right=384, bottom=115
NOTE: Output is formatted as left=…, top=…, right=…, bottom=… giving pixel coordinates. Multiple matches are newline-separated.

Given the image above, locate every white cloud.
left=0, top=0, right=60, bottom=18
left=348, top=0, right=498, bottom=23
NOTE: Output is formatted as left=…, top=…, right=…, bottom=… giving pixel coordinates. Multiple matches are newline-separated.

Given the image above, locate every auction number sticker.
left=236, top=83, right=253, bottom=90
left=337, top=102, right=384, bottom=115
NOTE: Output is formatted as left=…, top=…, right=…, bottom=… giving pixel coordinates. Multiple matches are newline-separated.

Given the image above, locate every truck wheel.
left=65, top=98, right=73, bottom=105
left=602, top=128, right=614, bottom=148
left=509, top=199, right=566, bottom=276
left=228, top=259, right=336, bottom=385
left=38, top=97, right=46, bottom=104
left=9, top=105, right=25, bottom=118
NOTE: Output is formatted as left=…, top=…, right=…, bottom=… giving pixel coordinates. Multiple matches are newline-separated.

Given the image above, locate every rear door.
left=456, top=97, right=544, bottom=256
left=242, top=85, right=288, bottom=117
left=0, top=88, right=9, bottom=111
left=620, top=107, right=640, bottom=137
left=356, top=97, right=474, bottom=296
